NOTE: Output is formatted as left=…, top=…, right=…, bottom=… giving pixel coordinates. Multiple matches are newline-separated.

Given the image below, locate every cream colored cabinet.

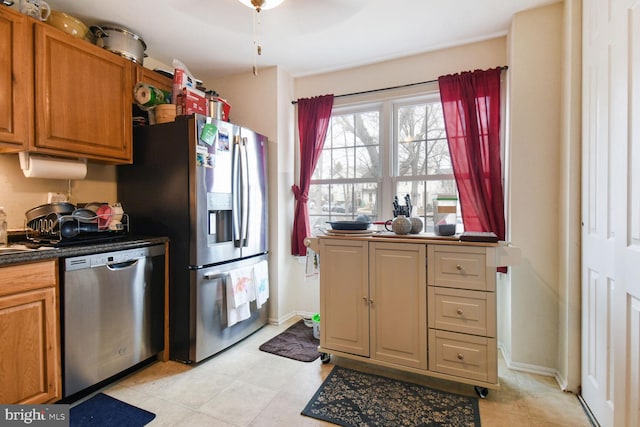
left=319, top=239, right=427, bottom=371
left=370, top=242, right=426, bottom=369
left=317, top=236, right=499, bottom=396
left=319, top=239, right=369, bottom=357
left=0, top=7, right=31, bottom=153
left=427, top=245, right=498, bottom=395
left=0, top=260, right=61, bottom=404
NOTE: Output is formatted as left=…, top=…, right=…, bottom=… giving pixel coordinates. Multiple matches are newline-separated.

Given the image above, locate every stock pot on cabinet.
left=91, top=24, right=147, bottom=64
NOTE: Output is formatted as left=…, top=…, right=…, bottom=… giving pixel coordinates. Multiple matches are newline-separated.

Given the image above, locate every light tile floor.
left=86, top=318, right=594, bottom=426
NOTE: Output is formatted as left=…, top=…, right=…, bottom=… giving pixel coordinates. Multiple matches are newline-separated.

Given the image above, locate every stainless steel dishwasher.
left=62, top=244, right=165, bottom=398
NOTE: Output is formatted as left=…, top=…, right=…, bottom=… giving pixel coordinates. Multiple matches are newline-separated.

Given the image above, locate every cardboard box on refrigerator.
left=177, top=86, right=207, bottom=116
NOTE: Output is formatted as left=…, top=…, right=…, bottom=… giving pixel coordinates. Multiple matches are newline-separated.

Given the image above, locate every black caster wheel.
left=474, top=386, right=489, bottom=398
left=320, top=353, right=331, bottom=364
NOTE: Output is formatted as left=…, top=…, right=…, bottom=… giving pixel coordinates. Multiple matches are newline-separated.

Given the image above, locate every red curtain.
left=438, top=68, right=505, bottom=243
left=291, top=94, right=334, bottom=256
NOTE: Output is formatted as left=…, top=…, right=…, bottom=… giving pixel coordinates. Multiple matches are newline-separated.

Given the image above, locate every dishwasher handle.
left=106, top=259, right=140, bottom=270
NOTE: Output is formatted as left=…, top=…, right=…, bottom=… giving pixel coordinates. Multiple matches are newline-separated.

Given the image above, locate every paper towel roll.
left=20, top=153, right=87, bottom=179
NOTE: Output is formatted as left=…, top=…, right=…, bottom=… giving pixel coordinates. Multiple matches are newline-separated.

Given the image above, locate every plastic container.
left=433, top=195, right=457, bottom=236
left=0, top=207, right=7, bottom=246
left=312, top=313, right=320, bottom=340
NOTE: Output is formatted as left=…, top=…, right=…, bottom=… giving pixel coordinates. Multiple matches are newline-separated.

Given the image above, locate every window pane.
left=426, top=138, right=452, bottom=175
left=309, top=182, right=379, bottom=234
left=398, top=105, right=426, bottom=143
left=398, top=139, right=426, bottom=176
left=353, top=182, right=378, bottom=221
left=355, top=111, right=380, bottom=147
left=332, top=148, right=352, bottom=179
left=396, top=180, right=461, bottom=233
left=312, top=148, right=331, bottom=180
left=355, top=146, right=378, bottom=178
left=396, top=101, right=453, bottom=179
left=426, top=103, right=446, bottom=139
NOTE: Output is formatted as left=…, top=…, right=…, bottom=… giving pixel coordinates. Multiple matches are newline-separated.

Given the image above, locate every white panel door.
left=614, top=2, right=640, bottom=426
left=582, top=0, right=640, bottom=426
left=581, top=1, right=615, bottom=425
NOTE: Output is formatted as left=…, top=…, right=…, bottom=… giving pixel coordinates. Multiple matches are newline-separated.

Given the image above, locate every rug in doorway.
left=70, top=393, right=156, bottom=427
left=301, top=366, right=481, bottom=427
left=259, top=319, right=321, bottom=362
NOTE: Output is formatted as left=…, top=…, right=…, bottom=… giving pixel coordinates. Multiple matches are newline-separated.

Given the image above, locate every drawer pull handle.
left=457, top=308, right=464, bottom=315
left=456, top=264, right=463, bottom=270
left=457, top=353, right=464, bottom=360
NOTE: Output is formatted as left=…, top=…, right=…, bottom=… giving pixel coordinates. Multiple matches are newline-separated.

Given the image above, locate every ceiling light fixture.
left=237, top=0, right=284, bottom=12
left=237, top=0, right=284, bottom=75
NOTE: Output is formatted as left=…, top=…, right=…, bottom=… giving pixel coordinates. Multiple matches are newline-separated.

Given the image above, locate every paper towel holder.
left=19, top=151, right=88, bottom=180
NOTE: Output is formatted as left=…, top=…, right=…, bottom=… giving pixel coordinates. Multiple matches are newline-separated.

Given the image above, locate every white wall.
left=207, top=37, right=509, bottom=323
left=209, top=66, right=308, bottom=324
left=295, top=37, right=508, bottom=103
left=506, top=2, right=564, bottom=373
left=0, top=155, right=117, bottom=229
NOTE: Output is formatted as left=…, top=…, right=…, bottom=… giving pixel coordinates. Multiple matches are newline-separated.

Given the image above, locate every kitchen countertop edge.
left=0, top=236, right=170, bottom=266
left=316, top=233, right=500, bottom=247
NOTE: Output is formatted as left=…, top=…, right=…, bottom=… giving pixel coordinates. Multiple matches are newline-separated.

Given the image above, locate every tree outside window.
left=308, top=94, right=462, bottom=234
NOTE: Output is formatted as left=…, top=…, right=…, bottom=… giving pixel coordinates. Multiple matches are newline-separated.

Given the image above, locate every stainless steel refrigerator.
left=118, top=114, right=269, bottom=363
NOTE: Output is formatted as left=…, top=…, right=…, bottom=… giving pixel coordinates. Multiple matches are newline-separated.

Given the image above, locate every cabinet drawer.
left=428, top=246, right=492, bottom=291
left=428, top=329, right=497, bottom=384
left=428, top=287, right=496, bottom=337
left=0, top=260, right=57, bottom=296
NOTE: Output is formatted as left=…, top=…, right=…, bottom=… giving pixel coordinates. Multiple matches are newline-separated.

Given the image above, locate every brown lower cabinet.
left=0, top=260, right=61, bottom=404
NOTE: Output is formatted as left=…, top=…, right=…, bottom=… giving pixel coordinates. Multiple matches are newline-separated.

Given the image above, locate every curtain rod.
left=291, top=65, right=508, bottom=105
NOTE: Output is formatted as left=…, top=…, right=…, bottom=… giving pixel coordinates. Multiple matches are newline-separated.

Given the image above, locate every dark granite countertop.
left=0, top=236, right=169, bottom=266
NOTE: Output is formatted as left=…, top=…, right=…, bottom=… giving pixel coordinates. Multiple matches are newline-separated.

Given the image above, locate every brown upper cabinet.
left=0, top=7, right=135, bottom=164
left=0, top=9, right=32, bottom=152
left=136, top=65, right=173, bottom=94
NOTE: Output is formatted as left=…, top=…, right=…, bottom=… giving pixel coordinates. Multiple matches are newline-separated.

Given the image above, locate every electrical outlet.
left=47, top=192, right=68, bottom=203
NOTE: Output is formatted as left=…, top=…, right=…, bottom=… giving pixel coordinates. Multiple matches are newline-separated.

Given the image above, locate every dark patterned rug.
left=259, top=319, right=321, bottom=362
left=301, top=366, right=481, bottom=427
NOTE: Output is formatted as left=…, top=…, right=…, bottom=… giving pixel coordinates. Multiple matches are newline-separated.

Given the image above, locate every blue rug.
left=70, top=393, right=156, bottom=427
left=302, top=366, right=481, bottom=426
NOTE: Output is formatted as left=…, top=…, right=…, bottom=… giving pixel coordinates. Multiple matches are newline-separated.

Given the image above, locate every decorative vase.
left=390, top=215, right=412, bottom=235
left=409, top=217, right=423, bottom=234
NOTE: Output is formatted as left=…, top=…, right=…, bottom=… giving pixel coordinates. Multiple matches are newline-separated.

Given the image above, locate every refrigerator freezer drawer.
left=191, top=255, right=269, bottom=363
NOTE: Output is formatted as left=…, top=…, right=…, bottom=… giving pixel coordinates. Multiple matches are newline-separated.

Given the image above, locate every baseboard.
left=498, top=344, right=566, bottom=389
left=269, top=310, right=317, bottom=326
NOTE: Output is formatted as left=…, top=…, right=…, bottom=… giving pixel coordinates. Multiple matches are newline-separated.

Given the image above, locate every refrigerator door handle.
left=232, top=135, right=242, bottom=246
left=240, top=137, right=250, bottom=247
left=204, top=272, right=229, bottom=281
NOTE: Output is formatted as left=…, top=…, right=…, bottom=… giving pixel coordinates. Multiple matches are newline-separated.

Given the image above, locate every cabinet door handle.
left=457, top=353, right=464, bottom=360
left=363, top=296, right=368, bottom=303
left=456, top=264, right=463, bottom=271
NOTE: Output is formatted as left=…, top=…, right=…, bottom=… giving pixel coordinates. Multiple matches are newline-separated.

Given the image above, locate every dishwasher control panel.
left=64, top=245, right=165, bottom=271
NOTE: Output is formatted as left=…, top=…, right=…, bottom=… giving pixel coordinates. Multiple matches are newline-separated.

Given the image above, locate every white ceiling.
left=37, top=0, right=553, bottom=81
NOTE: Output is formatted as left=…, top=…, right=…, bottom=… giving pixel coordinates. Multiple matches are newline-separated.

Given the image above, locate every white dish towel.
left=253, top=260, right=269, bottom=309
left=226, top=267, right=254, bottom=327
